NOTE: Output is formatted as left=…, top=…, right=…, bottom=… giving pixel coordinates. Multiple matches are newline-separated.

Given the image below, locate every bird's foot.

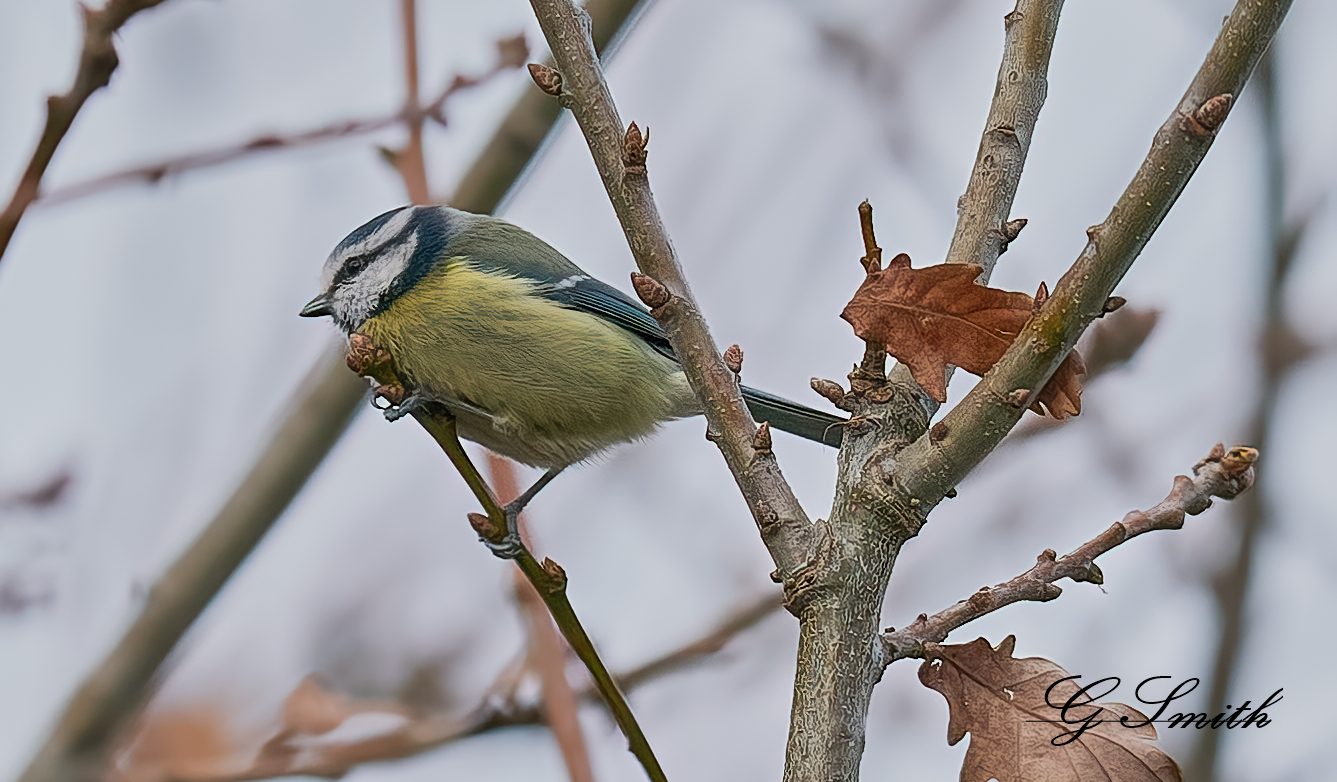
left=381, top=393, right=424, bottom=422
left=374, top=387, right=449, bottom=423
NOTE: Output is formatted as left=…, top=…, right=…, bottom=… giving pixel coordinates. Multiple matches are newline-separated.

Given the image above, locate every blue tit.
left=300, top=205, right=844, bottom=474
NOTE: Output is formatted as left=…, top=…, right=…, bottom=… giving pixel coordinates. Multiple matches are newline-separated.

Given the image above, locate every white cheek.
left=333, top=229, right=421, bottom=328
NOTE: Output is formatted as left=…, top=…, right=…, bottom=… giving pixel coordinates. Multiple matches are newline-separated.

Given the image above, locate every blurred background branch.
left=0, top=0, right=169, bottom=264
left=1184, top=47, right=1313, bottom=782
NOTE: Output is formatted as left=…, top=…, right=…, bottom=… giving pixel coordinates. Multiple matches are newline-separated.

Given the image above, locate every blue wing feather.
left=540, top=276, right=676, bottom=359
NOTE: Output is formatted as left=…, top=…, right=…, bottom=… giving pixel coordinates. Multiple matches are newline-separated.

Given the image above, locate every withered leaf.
left=840, top=255, right=1086, bottom=418
left=919, top=636, right=1181, bottom=782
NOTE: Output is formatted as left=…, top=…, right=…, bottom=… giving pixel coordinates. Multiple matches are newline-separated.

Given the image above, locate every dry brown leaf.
left=841, top=255, right=1086, bottom=418
left=919, top=636, right=1181, bottom=782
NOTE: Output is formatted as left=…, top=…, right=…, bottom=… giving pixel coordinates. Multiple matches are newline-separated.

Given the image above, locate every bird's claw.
left=481, top=506, right=524, bottom=559
left=481, top=531, right=524, bottom=560
left=379, top=392, right=439, bottom=423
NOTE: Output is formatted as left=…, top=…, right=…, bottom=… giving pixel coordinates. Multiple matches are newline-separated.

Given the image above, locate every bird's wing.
left=538, top=275, right=676, bottom=360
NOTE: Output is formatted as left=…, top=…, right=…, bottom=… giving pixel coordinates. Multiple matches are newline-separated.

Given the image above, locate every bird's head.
left=300, top=204, right=461, bottom=331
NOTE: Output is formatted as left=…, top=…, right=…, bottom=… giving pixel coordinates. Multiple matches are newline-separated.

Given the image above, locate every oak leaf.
left=919, top=636, right=1181, bottom=782
left=840, top=255, right=1086, bottom=418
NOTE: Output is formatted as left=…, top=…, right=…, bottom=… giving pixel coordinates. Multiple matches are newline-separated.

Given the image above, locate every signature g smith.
left=1042, top=675, right=1283, bottom=745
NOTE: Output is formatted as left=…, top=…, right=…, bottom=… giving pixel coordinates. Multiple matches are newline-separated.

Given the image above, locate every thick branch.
left=891, top=0, right=1291, bottom=514
left=0, top=0, right=169, bottom=265
left=782, top=4, right=1068, bottom=781
left=526, top=0, right=816, bottom=585
left=882, top=445, right=1258, bottom=662
left=17, top=4, right=646, bottom=780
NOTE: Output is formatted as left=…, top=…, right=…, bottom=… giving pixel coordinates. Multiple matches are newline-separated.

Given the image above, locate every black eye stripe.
left=333, top=253, right=373, bottom=285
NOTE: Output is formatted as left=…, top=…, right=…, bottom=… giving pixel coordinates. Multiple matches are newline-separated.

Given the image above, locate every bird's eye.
left=344, top=254, right=371, bottom=274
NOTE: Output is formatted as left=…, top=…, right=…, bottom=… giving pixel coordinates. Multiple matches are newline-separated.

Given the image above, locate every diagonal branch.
left=344, top=334, right=666, bottom=782
left=525, top=0, right=816, bottom=596
left=36, top=50, right=521, bottom=208
left=881, top=445, right=1259, bottom=662
left=890, top=0, right=1292, bottom=517
left=0, top=0, right=170, bottom=265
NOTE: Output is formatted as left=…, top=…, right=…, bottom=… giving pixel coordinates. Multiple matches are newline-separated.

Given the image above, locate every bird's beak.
left=298, top=293, right=333, bottom=318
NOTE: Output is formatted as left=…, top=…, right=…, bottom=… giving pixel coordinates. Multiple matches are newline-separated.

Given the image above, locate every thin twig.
left=890, top=0, right=1292, bottom=515
left=0, top=0, right=170, bottom=265
left=21, top=4, right=648, bottom=780
left=882, top=445, right=1259, bottom=662
left=394, top=0, right=431, bottom=205
left=344, top=336, right=666, bottom=782
left=418, top=423, right=666, bottom=781
left=37, top=52, right=520, bottom=208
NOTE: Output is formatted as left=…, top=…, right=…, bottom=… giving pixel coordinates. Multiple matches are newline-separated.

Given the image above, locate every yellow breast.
left=357, top=260, right=692, bottom=466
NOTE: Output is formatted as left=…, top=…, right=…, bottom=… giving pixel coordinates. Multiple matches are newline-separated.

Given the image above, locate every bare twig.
left=526, top=0, right=817, bottom=588
left=37, top=49, right=521, bottom=208
left=0, top=0, right=169, bottom=264
left=344, top=334, right=666, bottom=782
left=394, top=13, right=595, bottom=776
left=890, top=0, right=1292, bottom=515
left=393, top=0, right=431, bottom=205
left=20, top=4, right=647, bottom=780
left=944, top=0, right=1064, bottom=275
left=881, top=445, right=1259, bottom=662
left=615, top=591, right=781, bottom=690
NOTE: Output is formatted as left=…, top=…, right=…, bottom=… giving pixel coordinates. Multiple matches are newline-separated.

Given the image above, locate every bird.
left=300, top=206, right=844, bottom=550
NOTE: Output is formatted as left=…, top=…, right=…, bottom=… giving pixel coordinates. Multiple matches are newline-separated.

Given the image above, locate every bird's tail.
left=741, top=385, right=844, bottom=448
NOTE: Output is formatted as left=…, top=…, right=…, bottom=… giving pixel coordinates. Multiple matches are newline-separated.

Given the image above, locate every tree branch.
left=890, top=0, right=1292, bottom=517
left=37, top=49, right=521, bottom=208
left=944, top=0, right=1063, bottom=275
left=17, top=4, right=647, bottom=780
left=344, top=335, right=666, bottom=782
left=0, top=0, right=170, bottom=265
left=525, top=0, right=817, bottom=586
left=881, top=445, right=1258, bottom=662
left=784, top=3, right=1068, bottom=780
